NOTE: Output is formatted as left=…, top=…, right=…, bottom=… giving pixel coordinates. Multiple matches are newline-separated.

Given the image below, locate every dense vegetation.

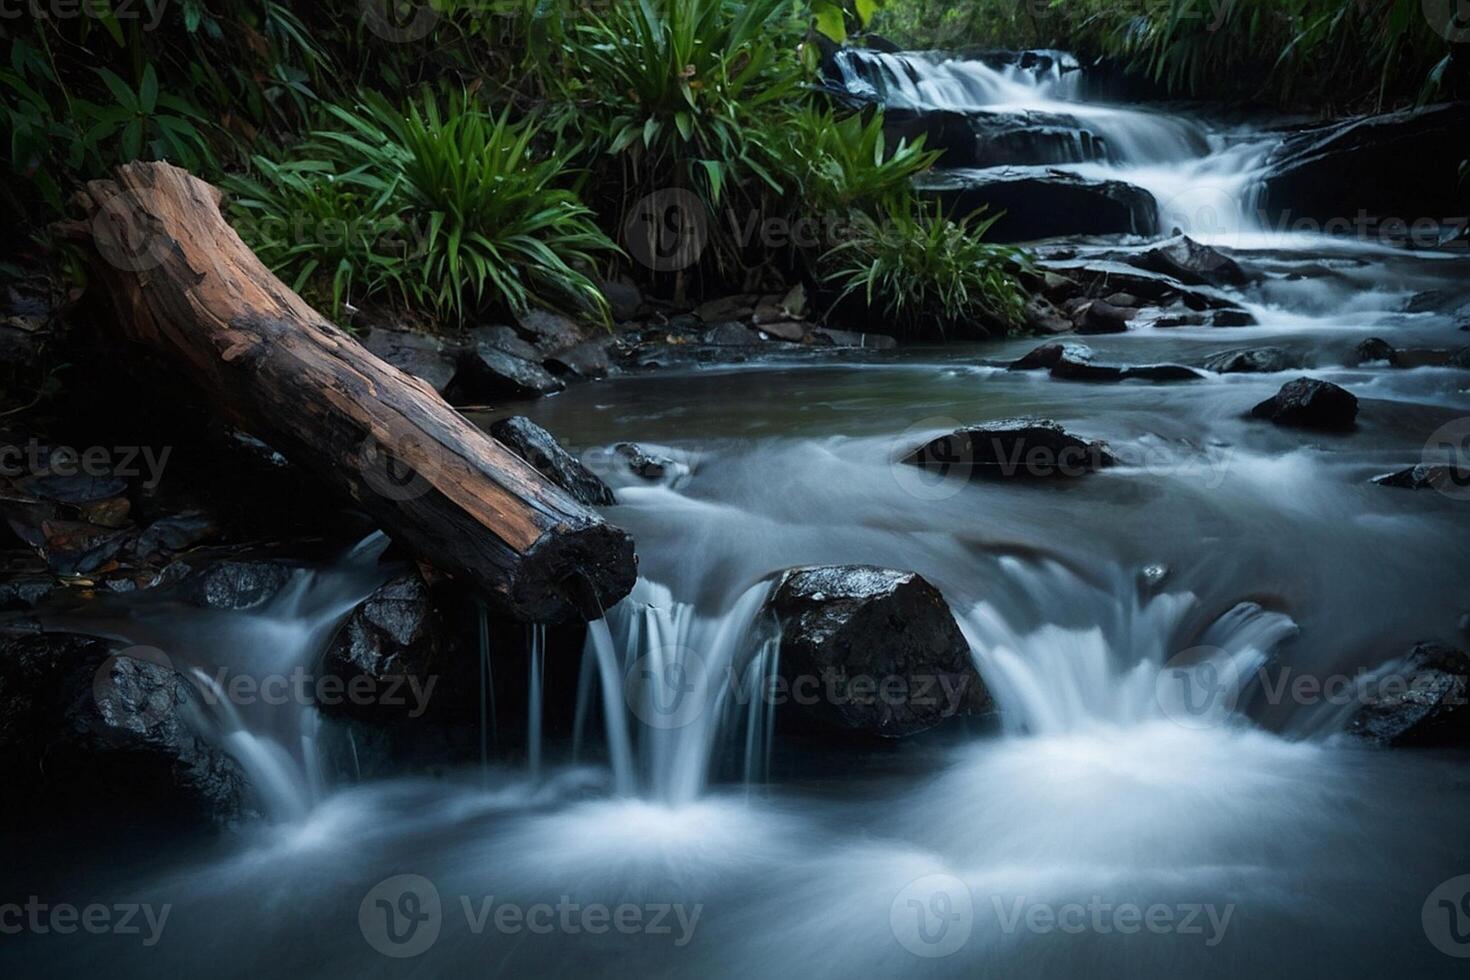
left=1, top=0, right=1028, bottom=337
left=1, top=0, right=1464, bottom=339
left=874, top=0, right=1468, bottom=110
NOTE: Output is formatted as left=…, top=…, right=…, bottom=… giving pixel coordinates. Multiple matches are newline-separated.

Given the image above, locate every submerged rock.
left=1351, top=337, right=1397, bottom=365
left=1373, top=465, right=1470, bottom=493
left=615, top=443, right=676, bottom=480
left=1009, top=342, right=1091, bottom=372
left=449, top=346, right=566, bottom=401
left=490, top=416, right=615, bottom=507
left=1204, top=347, right=1298, bottom=374
left=766, top=565, right=990, bottom=736
left=903, top=418, right=1115, bottom=480
left=1250, top=378, right=1358, bottom=431
left=1130, top=234, right=1248, bottom=288
left=1077, top=299, right=1134, bottom=334
left=1345, top=643, right=1470, bottom=747
left=182, top=558, right=294, bottom=610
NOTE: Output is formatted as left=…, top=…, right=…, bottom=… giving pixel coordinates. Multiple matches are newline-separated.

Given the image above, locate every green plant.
left=312, top=90, right=616, bottom=323
left=224, top=156, right=413, bottom=319
left=783, top=105, right=939, bottom=216
left=822, top=205, right=1028, bottom=337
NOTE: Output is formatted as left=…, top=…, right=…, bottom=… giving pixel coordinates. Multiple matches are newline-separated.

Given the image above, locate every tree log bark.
left=57, top=161, right=636, bottom=623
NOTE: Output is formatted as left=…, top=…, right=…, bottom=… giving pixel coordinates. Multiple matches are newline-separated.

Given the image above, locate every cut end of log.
left=512, top=523, right=639, bottom=622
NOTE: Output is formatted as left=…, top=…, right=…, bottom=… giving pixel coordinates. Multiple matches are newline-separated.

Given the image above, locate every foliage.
left=250, top=90, right=615, bottom=324
left=874, top=0, right=1465, bottom=110
left=822, top=206, right=1028, bottom=337
left=780, top=106, right=940, bottom=216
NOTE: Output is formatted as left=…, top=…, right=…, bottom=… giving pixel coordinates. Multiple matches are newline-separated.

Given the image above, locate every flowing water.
left=8, top=50, right=1470, bottom=979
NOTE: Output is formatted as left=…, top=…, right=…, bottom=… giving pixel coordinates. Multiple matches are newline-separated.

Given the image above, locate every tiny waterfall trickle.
left=586, top=618, right=638, bottom=796
left=527, top=624, right=545, bottom=780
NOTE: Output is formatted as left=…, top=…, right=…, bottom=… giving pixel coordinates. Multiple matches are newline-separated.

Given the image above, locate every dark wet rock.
left=754, top=319, right=808, bottom=342
left=806, top=326, right=898, bottom=349
left=1130, top=235, right=1248, bottom=288
left=599, top=276, right=643, bottom=321
left=1259, top=103, right=1470, bottom=226
left=514, top=308, right=585, bottom=355
left=132, top=511, right=219, bottom=560
left=448, top=346, right=566, bottom=401
left=1352, top=337, right=1397, bottom=365
left=0, top=631, right=250, bottom=830
left=545, top=337, right=613, bottom=379
left=1078, top=300, right=1134, bottom=334
left=1390, top=348, right=1467, bottom=369
left=1345, top=643, right=1470, bottom=747
left=1024, top=295, right=1073, bottom=334
left=364, top=328, right=462, bottom=394
left=17, top=517, right=129, bottom=576
left=182, top=558, right=294, bottom=610
left=1103, top=292, right=1140, bottom=308
left=702, top=322, right=762, bottom=346
left=1050, top=351, right=1126, bottom=381
left=1209, top=308, right=1257, bottom=327
left=320, top=570, right=440, bottom=721
left=1150, top=310, right=1209, bottom=328
left=0, top=576, right=60, bottom=610
left=1204, top=347, right=1298, bottom=374
left=1121, top=363, right=1205, bottom=382
left=695, top=294, right=758, bottom=323
left=1009, top=342, right=1091, bottom=372
left=615, top=443, right=674, bottom=480
left=903, top=418, right=1115, bottom=480
left=489, top=416, right=615, bottom=507
left=916, top=167, right=1158, bottom=241
left=468, top=324, right=541, bottom=362
left=1373, top=464, right=1470, bottom=493
left=1250, top=377, right=1358, bottom=431
left=14, top=471, right=127, bottom=506
left=766, top=565, right=991, bottom=737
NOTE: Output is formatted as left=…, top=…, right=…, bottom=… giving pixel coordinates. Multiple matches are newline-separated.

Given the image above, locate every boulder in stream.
left=0, top=631, right=250, bottom=831
left=1372, top=465, right=1470, bottom=493
left=1130, top=235, right=1248, bottom=288
left=1204, top=347, right=1298, bottom=374
left=490, top=416, right=616, bottom=507
left=903, top=418, right=1116, bottom=480
left=448, top=346, right=566, bottom=402
left=1345, top=643, right=1470, bottom=747
left=1250, top=378, right=1358, bottom=431
left=766, top=565, right=990, bottom=737
left=320, top=569, right=442, bottom=722
left=916, top=167, right=1158, bottom=242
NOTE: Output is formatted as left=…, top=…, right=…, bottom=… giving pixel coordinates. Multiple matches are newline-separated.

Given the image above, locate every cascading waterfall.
left=834, top=47, right=1280, bottom=238
left=955, top=558, right=1300, bottom=736
left=579, top=578, right=780, bottom=805
left=527, top=624, right=545, bottom=780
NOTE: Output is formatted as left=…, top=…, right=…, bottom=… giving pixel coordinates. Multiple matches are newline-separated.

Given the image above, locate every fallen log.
left=56, top=161, right=636, bottom=623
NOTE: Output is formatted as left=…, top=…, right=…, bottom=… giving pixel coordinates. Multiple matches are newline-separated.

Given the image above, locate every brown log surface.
left=58, top=161, right=636, bottom=622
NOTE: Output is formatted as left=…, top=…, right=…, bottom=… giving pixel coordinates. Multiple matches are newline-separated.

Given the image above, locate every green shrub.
left=822, top=206, right=1028, bottom=337
left=227, top=90, right=614, bottom=326
left=780, top=106, right=940, bottom=217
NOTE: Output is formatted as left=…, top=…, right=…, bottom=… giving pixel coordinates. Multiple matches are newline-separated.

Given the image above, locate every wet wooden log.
left=56, top=161, right=636, bottom=622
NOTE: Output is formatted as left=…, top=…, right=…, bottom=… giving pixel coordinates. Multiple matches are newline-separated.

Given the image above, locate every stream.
left=7, top=49, right=1470, bottom=979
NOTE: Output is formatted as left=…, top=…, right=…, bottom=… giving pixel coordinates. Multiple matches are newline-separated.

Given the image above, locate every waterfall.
left=580, top=578, right=779, bottom=805
left=956, top=558, right=1299, bottom=735
left=527, top=624, right=545, bottom=780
